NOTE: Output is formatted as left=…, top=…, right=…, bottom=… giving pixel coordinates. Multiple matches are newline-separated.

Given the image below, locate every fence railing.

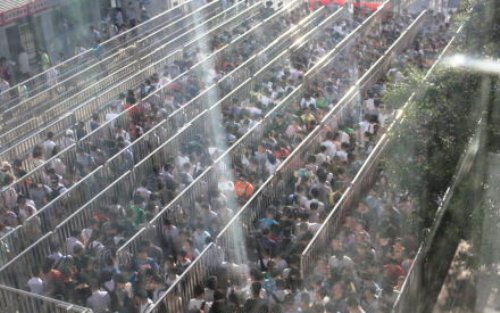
left=0, top=0, right=224, bottom=133
left=392, top=20, right=481, bottom=313
left=0, top=1, right=263, bottom=169
left=0, top=0, right=325, bottom=266
left=0, top=283, right=93, bottom=313
left=0, top=1, right=346, bottom=296
left=116, top=3, right=358, bottom=267
left=299, top=7, right=431, bottom=277
left=0, top=1, right=254, bottom=151
left=0, top=171, right=133, bottom=290
left=0, top=0, right=202, bottom=114
left=144, top=3, right=398, bottom=312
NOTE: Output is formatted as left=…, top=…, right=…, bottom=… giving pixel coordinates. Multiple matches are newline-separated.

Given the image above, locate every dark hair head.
left=206, top=276, right=218, bottom=290
left=251, top=281, right=262, bottom=297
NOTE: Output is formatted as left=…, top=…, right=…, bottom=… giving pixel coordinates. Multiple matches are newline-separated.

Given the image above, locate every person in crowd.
left=38, top=50, right=51, bottom=72
left=86, top=280, right=111, bottom=313
left=18, top=48, right=31, bottom=80
left=90, top=26, right=102, bottom=44
left=27, top=267, right=44, bottom=295
left=42, top=132, right=57, bottom=160
left=243, top=281, right=269, bottom=313
left=135, top=289, right=154, bottom=313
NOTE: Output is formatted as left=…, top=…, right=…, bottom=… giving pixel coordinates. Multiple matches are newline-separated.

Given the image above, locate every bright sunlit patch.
left=443, top=54, right=500, bottom=75
left=444, top=54, right=467, bottom=68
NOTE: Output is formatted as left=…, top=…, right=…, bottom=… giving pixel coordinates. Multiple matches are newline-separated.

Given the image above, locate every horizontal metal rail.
left=0, top=0, right=204, bottom=112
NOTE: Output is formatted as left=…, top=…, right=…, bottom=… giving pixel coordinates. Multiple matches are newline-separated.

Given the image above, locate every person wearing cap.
left=60, top=129, right=76, bottom=149
left=27, top=267, right=44, bottom=295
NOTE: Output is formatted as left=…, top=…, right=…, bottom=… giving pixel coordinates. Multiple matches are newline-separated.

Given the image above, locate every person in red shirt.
left=124, top=89, right=141, bottom=123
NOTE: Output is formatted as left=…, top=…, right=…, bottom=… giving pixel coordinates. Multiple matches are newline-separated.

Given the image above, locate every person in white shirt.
left=27, top=268, right=44, bottom=294
left=105, top=104, right=120, bottom=124
left=60, top=129, right=76, bottom=149
left=300, top=94, right=316, bottom=110
left=18, top=49, right=31, bottom=79
left=189, top=284, right=211, bottom=311
left=339, top=129, right=350, bottom=144
left=364, top=97, right=377, bottom=115
left=321, top=132, right=341, bottom=158
left=46, top=67, right=59, bottom=95
left=360, top=115, right=375, bottom=136
left=86, top=282, right=111, bottom=313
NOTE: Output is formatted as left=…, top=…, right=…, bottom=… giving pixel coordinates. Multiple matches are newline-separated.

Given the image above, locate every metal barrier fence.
left=79, top=0, right=310, bottom=158
left=0, top=2, right=343, bottom=299
left=0, top=171, right=134, bottom=290
left=0, top=1, right=254, bottom=151
left=391, top=20, right=474, bottom=313
left=0, top=0, right=203, bottom=113
left=0, top=231, right=53, bottom=289
left=0, top=0, right=224, bottom=133
left=0, top=5, right=439, bottom=313
left=1, top=0, right=388, bottom=308
left=0, top=1, right=262, bottom=167
left=393, top=111, right=487, bottom=313
left=143, top=3, right=397, bottom=312
left=115, top=4, right=357, bottom=267
left=0, top=0, right=325, bottom=266
left=299, top=7, right=433, bottom=279
left=0, top=283, right=93, bottom=313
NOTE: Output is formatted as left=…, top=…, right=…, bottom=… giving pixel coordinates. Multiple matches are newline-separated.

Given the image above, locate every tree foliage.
left=382, top=67, right=481, bottom=226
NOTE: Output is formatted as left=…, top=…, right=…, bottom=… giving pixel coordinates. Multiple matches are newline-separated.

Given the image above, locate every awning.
left=0, top=0, right=50, bottom=26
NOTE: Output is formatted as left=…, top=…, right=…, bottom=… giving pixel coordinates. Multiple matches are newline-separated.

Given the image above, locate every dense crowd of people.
left=9, top=6, right=402, bottom=310
left=0, top=2, right=455, bottom=313
left=166, top=12, right=450, bottom=313
left=0, top=1, right=158, bottom=90
left=0, top=2, right=366, bottom=309
left=0, top=0, right=291, bottom=239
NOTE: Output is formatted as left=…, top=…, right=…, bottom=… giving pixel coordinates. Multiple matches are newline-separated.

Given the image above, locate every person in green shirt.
left=129, top=196, right=146, bottom=226
left=39, top=50, right=50, bottom=71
